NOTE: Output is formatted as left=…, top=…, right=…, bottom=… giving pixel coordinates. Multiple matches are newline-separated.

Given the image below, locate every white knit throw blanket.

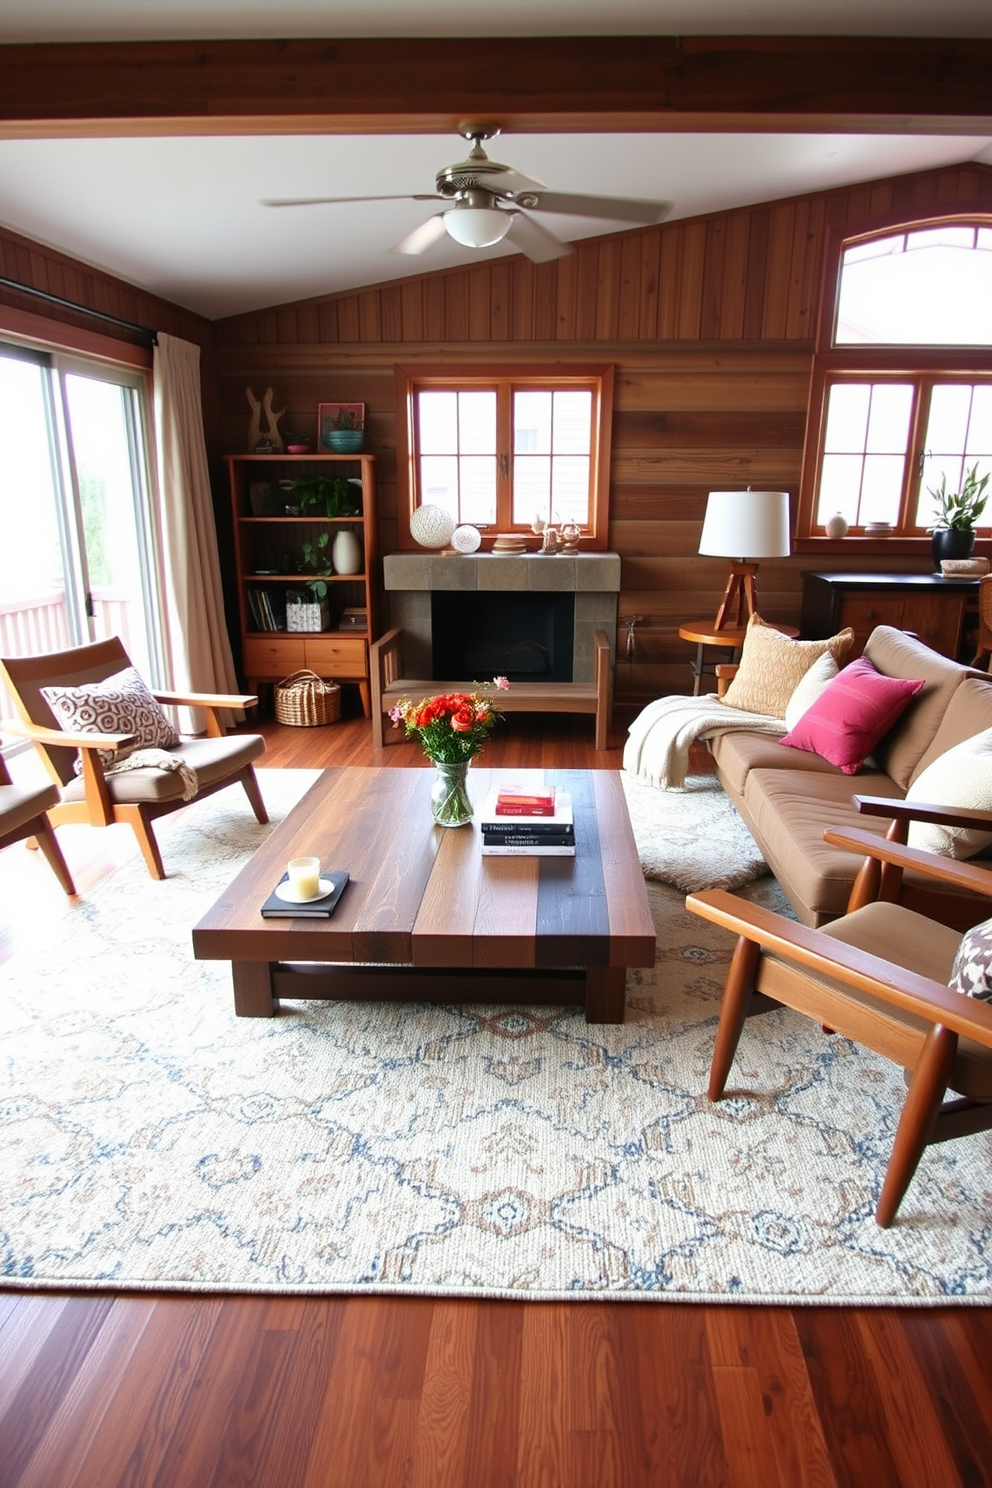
left=622, top=694, right=787, bottom=789
left=104, top=748, right=199, bottom=802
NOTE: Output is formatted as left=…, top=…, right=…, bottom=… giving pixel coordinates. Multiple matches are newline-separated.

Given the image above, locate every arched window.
left=797, top=211, right=992, bottom=544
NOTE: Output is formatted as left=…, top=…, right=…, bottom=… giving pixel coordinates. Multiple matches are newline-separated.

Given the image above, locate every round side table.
left=678, top=619, right=800, bottom=695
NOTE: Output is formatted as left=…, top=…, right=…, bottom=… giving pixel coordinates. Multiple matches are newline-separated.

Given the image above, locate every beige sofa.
left=711, top=625, right=992, bottom=926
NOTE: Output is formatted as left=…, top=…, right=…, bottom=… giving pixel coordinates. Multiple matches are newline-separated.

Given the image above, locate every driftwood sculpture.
left=245, top=386, right=286, bottom=452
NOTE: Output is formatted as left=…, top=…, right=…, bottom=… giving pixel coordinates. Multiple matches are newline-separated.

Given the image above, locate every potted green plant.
left=327, top=407, right=365, bottom=454
left=279, top=475, right=361, bottom=518
left=927, top=463, right=990, bottom=565
left=286, top=534, right=333, bottom=631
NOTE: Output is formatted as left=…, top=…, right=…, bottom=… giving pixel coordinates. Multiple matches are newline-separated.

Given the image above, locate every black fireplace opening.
left=431, top=591, right=574, bottom=683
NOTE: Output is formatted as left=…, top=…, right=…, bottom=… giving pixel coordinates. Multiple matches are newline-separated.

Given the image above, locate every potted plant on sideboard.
left=927, top=462, right=991, bottom=566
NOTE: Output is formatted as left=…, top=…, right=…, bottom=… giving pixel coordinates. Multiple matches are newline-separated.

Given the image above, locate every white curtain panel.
left=153, top=332, right=241, bottom=731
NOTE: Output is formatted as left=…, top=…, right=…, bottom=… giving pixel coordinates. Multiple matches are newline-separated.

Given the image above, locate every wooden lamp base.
left=713, top=561, right=759, bottom=632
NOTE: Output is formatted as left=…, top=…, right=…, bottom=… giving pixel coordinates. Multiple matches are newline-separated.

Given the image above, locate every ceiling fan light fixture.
left=443, top=205, right=511, bottom=248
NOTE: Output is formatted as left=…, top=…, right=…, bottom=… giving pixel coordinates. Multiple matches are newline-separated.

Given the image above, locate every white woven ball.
left=410, top=504, right=456, bottom=549
left=451, top=524, right=482, bottom=554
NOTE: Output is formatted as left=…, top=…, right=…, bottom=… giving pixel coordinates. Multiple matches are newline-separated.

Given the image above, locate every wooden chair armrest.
left=715, top=663, right=738, bottom=698
left=1, top=717, right=136, bottom=751
left=824, top=826, right=992, bottom=899
left=371, top=627, right=403, bottom=664
left=854, top=794, right=992, bottom=833
left=686, top=887, right=992, bottom=1050
left=153, top=689, right=258, bottom=711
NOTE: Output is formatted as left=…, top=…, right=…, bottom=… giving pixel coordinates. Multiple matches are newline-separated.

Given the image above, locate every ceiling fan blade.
left=513, top=190, right=672, bottom=225
left=387, top=214, right=449, bottom=256
left=505, top=212, right=574, bottom=264
left=262, top=194, right=440, bottom=209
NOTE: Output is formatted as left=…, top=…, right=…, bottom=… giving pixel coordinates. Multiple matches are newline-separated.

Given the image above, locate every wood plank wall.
left=214, top=162, right=992, bottom=701
left=3, top=164, right=989, bottom=704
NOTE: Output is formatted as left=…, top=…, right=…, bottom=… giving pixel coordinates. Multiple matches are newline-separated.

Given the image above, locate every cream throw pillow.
left=905, top=728, right=992, bottom=859
left=784, top=652, right=840, bottom=731
left=721, top=615, right=854, bottom=720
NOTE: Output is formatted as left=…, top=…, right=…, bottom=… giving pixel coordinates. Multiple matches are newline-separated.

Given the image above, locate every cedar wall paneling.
left=0, top=223, right=220, bottom=439
left=215, top=162, right=992, bottom=701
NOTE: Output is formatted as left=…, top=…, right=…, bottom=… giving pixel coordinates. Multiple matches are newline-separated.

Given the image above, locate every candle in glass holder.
left=287, top=856, right=321, bottom=899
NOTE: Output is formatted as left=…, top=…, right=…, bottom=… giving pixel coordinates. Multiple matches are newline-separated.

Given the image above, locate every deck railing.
left=0, top=592, right=136, bottom=722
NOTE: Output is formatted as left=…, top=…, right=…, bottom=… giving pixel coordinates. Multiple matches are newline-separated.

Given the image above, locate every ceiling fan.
left=262, top=122, right=672, bottom=263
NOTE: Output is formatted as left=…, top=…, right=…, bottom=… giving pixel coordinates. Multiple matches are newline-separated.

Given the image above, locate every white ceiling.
left=0, top=1, right=990, bottom=322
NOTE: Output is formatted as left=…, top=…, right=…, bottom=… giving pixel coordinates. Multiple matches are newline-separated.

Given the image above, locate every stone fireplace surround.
left=382, top=552, right=621, bottom=683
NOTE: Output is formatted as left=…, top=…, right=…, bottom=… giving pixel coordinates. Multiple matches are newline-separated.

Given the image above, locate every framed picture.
left=318, top=402, right=365, bottom=450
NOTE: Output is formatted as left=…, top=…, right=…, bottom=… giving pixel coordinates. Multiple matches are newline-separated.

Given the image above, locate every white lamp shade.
left=698, top=490, right=792, bottom=559
left=443, top=206, right=512, bottom=248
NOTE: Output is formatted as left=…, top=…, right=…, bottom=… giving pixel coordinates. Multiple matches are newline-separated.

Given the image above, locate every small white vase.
left=825, top=511, right=849, bottom=539
left=331, top=529, right=362, bottom=575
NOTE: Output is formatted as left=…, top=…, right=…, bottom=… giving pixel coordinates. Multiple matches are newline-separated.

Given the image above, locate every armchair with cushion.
left=1, top=638, right=268, bottom=880
left=0, top=745, right=75, bottom=894
left=686, top=807, right=992, bottom=1227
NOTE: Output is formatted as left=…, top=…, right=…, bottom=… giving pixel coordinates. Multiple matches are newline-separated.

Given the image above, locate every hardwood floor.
left=2, top=700, right=991, bottom=1488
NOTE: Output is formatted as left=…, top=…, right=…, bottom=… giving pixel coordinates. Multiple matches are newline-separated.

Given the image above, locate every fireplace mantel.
left=382, top=552, right=621, bottom=683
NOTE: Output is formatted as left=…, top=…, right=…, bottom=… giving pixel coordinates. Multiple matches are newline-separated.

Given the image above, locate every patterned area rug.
left=620, top=771, right=769, bottom=892
left=4, top=768, right=991, bottom=1303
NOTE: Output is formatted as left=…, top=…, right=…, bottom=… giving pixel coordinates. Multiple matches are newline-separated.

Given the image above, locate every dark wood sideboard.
left=800, top=571, right=981, bottom=663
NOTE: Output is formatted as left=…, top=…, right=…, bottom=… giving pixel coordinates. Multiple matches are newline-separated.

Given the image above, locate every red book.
left=494, top=801, right=557, bottom=816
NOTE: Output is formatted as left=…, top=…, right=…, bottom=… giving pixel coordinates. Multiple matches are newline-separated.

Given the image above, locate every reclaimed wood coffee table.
left=193, top=766, right=656, bottom=1024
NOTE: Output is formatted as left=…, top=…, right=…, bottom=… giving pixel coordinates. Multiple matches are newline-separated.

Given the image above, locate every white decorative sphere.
left=410, top=504, right=456, bottom=549
left=451, top=524, right=482, bottom=554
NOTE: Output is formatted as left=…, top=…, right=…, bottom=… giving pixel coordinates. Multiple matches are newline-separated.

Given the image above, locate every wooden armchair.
left=1, top=638, right=268, bottom=881
left=686, top=810, right=992, bottom=1226
left=0, top=746, right=75, bottom=894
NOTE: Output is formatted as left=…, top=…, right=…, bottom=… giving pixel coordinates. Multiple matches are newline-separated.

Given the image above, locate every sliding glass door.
left=0, top=342, right=164, bottom=711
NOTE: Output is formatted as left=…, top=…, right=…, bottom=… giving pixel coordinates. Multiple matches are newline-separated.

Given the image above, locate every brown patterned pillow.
left=720, top=614, right=855, bottom=719
left=42, top=666, right=179, bottom=770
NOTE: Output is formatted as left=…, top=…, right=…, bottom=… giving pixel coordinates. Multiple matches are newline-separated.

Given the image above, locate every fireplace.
left=431, top=591, right=575, bottom=682
left=382, top=552, right=621, bottom=684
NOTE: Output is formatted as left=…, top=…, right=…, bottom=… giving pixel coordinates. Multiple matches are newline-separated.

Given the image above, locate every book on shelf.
left=260, top=870, right=349, bottom=918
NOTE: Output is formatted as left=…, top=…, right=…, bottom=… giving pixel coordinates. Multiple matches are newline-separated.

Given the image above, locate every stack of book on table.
left=480, top=779, right=574, bottom=856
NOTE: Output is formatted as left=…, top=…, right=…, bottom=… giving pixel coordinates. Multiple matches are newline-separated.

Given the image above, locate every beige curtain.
left=153, top=332, right=241, bottom=730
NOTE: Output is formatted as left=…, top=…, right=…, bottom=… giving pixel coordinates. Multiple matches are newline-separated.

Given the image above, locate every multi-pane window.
left=800, top=216, right=992, bottom=539
left=397, top=367, right=613, bottom=548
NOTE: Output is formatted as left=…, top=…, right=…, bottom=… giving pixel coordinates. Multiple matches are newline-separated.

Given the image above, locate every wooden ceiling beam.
left=0, top=35, right=990, bottom=138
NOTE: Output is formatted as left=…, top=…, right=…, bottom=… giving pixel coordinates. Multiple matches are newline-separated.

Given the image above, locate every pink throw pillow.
left=780, top=656, right=924, bottom=775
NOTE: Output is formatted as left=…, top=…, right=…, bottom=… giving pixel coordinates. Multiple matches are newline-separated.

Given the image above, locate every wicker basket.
left=274, top=669, right=341, bottom=727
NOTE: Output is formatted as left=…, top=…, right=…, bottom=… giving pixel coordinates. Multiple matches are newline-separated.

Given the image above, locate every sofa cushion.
left=741, top=767, right=902, bottom=922
left=905, top=728, right=992, bottom=859
left=720, top=614, right=854, bottom=719
left=909, top=677, right=992, bottom=784
left=711, top=728, right=853, bottom=798
left=780, top=658, right=925, bottom=775
left=862, top=625, right=978, bottom=789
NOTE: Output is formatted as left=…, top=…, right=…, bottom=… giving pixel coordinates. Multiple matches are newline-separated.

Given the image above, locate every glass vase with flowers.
left=389, top=678, right=510, bottom=826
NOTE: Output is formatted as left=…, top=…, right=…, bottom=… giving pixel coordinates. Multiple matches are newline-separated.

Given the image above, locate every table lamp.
left=698, top=489, right=791, bottom=631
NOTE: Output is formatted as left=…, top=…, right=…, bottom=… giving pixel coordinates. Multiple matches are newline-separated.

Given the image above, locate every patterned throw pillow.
left=950, top=918, right=992, bottom=1001
left=905, top=728, right=992, bottom=860
left=720, top=615, right=854, bottom=720
left=42, top=666, right=179, bottom=769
